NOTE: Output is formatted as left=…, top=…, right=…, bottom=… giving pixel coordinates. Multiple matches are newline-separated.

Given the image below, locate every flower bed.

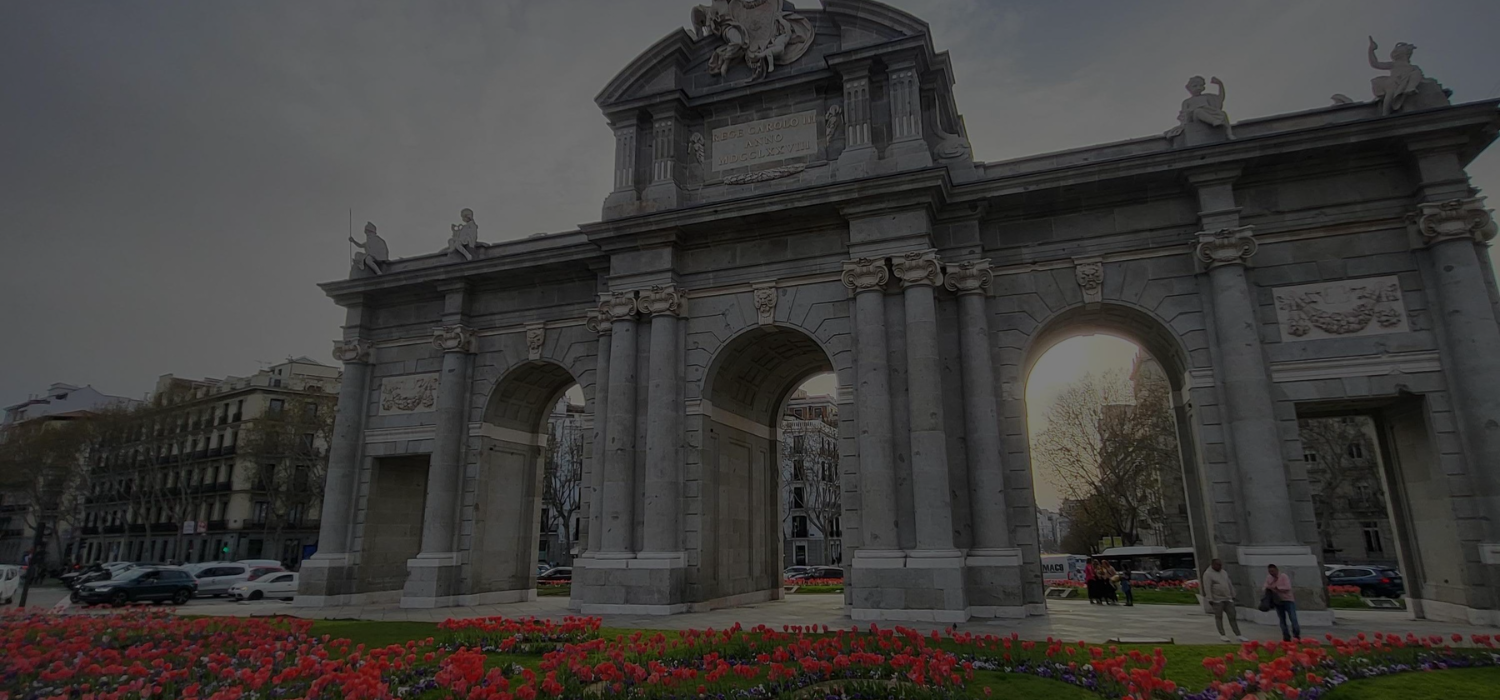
left=4, top=609, right=1496, bottom=700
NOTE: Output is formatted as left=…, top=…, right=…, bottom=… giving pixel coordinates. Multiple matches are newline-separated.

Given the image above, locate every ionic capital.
left=331, top=338, right=373, bottom=364
left=601, top=291, right=639, bottom=322
left=585, top=307, right=613, bottom=335
left=841, top=257, right=889, bottom=294
left=1195, top=226, right=1259, bottom=269
left=943, top=259, right=993, bottom=296
left=636, top=285, right=684, bottom=317
left=1415, top=197, right=1498, bottom=246
left=432, top=324, right=477, bottom=354
left=893, top=250, right=943, bottom=288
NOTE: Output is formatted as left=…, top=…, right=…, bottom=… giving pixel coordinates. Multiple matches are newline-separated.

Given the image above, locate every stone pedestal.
left=294, top=553, right=359, bottom=607
left=1234, top=545, right=1334, bottom=627
left=401, top=553, right=463, bottom=609
left=849, top=553, right=969, bottom=623
left=964, top=549, right=1029, bottom=618
left=575, top=553, right=687, bottom=615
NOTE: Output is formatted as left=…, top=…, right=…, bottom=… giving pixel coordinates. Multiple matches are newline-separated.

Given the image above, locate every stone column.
left=583, top=308, right=613, bottom=556
left=598, top=291, right=640, bottom=558
left=944, top=261, right=1011, bottom=550
left=885, top=59, right=932, bottom=169
left=1196, top=227, right=1299, bottom=544
left=402, top=322, right=474, bottom=607
left=834, top=63, right=877, bottom=179
left=841, top=259, right=901, bottom=557
left=891, top=250, right=960, bottom=557
left=639, top=285, right=685, bottom=562
left=1415, top=197, right=1500, bottom=561
left=295, top=338, right=371, bottom=605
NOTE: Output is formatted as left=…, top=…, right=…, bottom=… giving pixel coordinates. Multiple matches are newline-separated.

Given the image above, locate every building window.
left=1347, top=442, right=1366, bottom=459
left=1303, top=451, right=1318, bottom=464
left=301, top=433, right=315, bottom=450
left=793, top=515, right=808, bottom=538
left=287, top=504, right=303, bottom=526
left=831, top=516, right=842, bottom=537
left=303, top=402, right=318, bottom=419
left=268, top=399, right=285, bottom=417
left=1362, top=522, right=1384, bottom=554
left=792, top=486, right=806, bottom=509
left=252, top=501, right=269, bottom=524
left=794, top=543, right=807, bottom=566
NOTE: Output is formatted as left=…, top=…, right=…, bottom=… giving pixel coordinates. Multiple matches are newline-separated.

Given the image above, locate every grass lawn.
left=1322, top=666, right=1500, bottom=700
left=1329, top=593, right=1406, bottom=609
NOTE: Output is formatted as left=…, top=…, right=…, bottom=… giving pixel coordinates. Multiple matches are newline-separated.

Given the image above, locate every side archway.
left=470, top=360, right=581, bottom=600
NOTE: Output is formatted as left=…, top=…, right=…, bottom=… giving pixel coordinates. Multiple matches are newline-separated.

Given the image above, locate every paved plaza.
left=19, top=585, right=1469, bottom=646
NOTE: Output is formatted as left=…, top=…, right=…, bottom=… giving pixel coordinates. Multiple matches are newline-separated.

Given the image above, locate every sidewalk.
left=179, top=595, right=1478, bottom=645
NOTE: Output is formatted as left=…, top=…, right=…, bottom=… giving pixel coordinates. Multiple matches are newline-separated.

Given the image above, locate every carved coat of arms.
left=692, top=0, right=814, bottom=80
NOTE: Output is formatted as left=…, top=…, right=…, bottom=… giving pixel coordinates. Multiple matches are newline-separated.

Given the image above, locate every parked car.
left=229, top=572, right=299, bottom=601
left=237, top=559, right=283, bottom=569
left=537, top=564, right=551, bottom=575
left=0, top=565, right=21, bottom=604
left=1326, top=566, right=1404, bottom=598
left=66, top=562, right=138, bottom=589
left=537, top=567, right=572, bottom=583
left=783, top=566, right=813, bottom=579
left=72, top=567, right=197, bottom=607
left=246, top=566, right=285, bottom=582
left=194, top=563, right=253, bottom=597
left=1127, top=571, right=1154, bottom=583
left=1155, top=568, right=1196, bottom=583
left=788, top=567, right=844, bottom=582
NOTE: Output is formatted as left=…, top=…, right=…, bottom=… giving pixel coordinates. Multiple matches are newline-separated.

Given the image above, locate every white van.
left=0, top=565, right=21, bottom=603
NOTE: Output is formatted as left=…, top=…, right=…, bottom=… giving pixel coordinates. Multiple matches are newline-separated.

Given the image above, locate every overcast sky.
left=3, top=0, right=1498, bottom=409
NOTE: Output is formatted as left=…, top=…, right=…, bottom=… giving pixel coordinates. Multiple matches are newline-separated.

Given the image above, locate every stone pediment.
left=596, top=0, right=930, bottom=109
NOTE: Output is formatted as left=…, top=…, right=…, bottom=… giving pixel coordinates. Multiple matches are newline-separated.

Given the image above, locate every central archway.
left=693, top=325, right=838, bottom=607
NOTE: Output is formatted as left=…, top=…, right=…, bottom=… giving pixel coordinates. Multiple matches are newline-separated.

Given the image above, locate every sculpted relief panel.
left=1273, top=277, right=1409, bottom=341
left=379, top=374, right=440, bottom=415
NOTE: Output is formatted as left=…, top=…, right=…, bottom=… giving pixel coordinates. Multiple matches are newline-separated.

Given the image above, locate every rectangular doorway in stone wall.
left=356, top=455, right=429, bottom=594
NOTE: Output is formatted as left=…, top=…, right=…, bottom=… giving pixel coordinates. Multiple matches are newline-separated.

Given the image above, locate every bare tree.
left=1034, top=370, right=1179, bottom=548
left=239, top=392, right=337, bottom=563
left=780, top=417, right=842, bottom=563
left=1298, top=416, right=1383, bottom=558
left=540, top=407, right=585, bottom=561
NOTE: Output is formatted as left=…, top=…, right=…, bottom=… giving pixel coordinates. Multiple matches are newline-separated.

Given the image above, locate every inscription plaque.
left=712, top=111, right=818, bottom=170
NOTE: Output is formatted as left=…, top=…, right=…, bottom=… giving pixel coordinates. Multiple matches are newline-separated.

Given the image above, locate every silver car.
left=193, top=563, right=252, bottom=597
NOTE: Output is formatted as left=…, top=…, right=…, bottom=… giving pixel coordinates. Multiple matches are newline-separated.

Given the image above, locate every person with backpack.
left=1264, top=564, right=1301, bottom=641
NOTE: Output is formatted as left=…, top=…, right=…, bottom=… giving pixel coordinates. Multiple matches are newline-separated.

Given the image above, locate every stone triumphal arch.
left=301, top=0, right=1500, bottom=625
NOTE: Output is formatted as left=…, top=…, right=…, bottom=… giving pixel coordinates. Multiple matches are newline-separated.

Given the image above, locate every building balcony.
left=206, top=520, right=229, bottom=531
left=207, top=447, right=222, bottom=457
left=192, top=450, right=208, bottom=460
left=81, top=526, right=100, bottom=536
left=231, top=413, right=242, bottom=422
left=128, top=524, right=147, bottom=533
left=223, top=445, right=237, bottom=456
left=150, top=522, right=177, bottom=533
left=1, top=529, right=23, bottom=538
left=214, top=481, right=232, bottom=492
left=103, top=525, right=125, bottom=535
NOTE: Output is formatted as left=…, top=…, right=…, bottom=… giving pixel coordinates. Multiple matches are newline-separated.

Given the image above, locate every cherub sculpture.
left=447, top=208, right=481, bottom=261
left=1166, top=76, right=1234, bottom=140
left=350, top=222, right=389, bottom=275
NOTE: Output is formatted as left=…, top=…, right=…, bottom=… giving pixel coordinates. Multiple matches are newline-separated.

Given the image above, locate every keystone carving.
left=1074, top=260, right=1104, bottom=304
left=943, top=260, right=993, bottom=296
left=841, top=258, right=889, bottom=293
left=1415, top=197, right=1498, bottom=246
left=526, top=324, right=546, bottom=360
left=892, top=250, right=943, bottom=288
left=753, top=282, right=778, bottom=325
left=432, top=324, right=477, bottom=354
left=331, top=339, right=372, bottom=364
left=602, top=291, right=639, bottom=321
left=1195, top=226, right=1259, bottom=269
left=636, top=285, right=684, bottom=316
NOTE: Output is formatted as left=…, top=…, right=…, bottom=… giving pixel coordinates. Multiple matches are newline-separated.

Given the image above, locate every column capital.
left=432, top=324, right=477, bottom=354
left=841, top=257, right=889, bottom=293
left=893, top=250, right=942, bottom=288
left=943, top=259, right=993, bottom=296
left=1195, top=226, right=1259, bottom=269
left=636, top=285, right=684, bottom=317
left=585, top=308, right=613, bottom=335
left=1414, top=197, right=1498, bottom=246
left=601, top=291, right=639, bottom=321
left=331, top=338, right=373, bottom=364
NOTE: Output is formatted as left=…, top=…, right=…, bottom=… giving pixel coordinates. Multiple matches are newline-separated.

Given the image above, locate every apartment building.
left=781, top=391, right=842, bottom=568
left=76, top=358, right=339, bottom=568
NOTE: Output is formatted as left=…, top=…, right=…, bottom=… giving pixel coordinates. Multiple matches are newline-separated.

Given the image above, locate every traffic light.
left=221, top=544, right=230, bottom=555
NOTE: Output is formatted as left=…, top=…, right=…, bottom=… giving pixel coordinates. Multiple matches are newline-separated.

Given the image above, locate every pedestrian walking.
left=1084, top=559, right=1100, bottom=604
left=1100, top=561, right=1119, bottom=605
left=1264, top=564, right=1301, bottom=641
left=1119, top=563, right=1134, bottom=607
left=1201, top=558, right=1248, bottom=642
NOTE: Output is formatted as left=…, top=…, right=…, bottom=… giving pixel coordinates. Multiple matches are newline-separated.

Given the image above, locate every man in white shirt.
left=1201, top=558, right=1248, bottom=642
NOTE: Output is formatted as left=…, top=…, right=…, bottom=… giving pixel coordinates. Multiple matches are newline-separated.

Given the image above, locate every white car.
left=228, top=571, right=298, bottom=601
left=0, top=565, right=21, bottom=603
left=193, top=563, right=253, bottom=596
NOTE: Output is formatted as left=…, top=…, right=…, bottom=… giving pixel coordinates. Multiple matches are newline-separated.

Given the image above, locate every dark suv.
left=73, top=567, right=197, bottom=607
left=1327, top=566, right=1404, bottom=598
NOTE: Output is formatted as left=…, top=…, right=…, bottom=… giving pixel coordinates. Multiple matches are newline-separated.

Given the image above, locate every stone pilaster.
left=834, top=63, right=877, bottom=179
left=841, top=258, right=901, bottom=556
left=295, top=338, right=372, bottom=606
left=886, top=59, right=933, bottom=169
left=402, top=320, right=475, bottom=608
left=603, top=120, right=641, bottom=217
left=643, top=107, right=685, bottom=211
left=582, top=307, right=613, bottom=557
left=946, top=260, right=1026, bottom=617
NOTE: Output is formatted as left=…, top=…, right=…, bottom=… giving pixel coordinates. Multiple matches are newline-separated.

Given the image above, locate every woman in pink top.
left=1264, top=564, right=1300, bottom=641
